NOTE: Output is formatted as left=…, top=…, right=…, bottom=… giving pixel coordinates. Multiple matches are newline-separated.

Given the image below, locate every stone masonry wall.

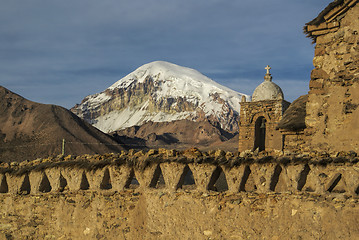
left=281, top=131, right=306, bottom=154
left=1, top=151, right=359, bottom=239
left=305, top=3, right=359, bottom=152
left=239, top=100, right=289, bottom=152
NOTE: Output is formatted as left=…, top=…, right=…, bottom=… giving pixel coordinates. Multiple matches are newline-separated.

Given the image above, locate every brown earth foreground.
left=1, top=191, right=358, bottom=240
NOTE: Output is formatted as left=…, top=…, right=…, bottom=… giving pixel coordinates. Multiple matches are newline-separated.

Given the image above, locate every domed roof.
left=252, top=66, right=284, bottom=102
left=252, top=81, right=284, bottom=101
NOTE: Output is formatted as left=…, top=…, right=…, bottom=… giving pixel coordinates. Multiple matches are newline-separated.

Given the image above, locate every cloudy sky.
left=1, top=0, right=333, bottom=108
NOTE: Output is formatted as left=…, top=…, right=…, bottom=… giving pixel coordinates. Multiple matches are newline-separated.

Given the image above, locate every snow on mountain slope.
left=72, top=61, right=249, bottom=133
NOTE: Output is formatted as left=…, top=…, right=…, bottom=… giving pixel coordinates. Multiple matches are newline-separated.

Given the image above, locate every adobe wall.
left=305, top=3, right=359, bottom=152
left=239, top=100, right=289, bottom=152
left=1, top=151, right=359, bottom=239
left=281, top=131, right=306, bottom=154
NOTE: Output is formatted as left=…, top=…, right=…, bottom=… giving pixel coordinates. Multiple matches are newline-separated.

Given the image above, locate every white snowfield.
left=76, top=61, right=250, bottom=133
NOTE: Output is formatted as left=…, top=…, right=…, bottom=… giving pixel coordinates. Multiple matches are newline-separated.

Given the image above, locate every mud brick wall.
left=305, top=3, right=359, bottom=152
left=281, top=131, right=306, bottom=153
left=1, top=151, right=359, bottom=239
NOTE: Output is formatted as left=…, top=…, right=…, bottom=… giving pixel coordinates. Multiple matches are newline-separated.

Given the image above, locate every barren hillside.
left=0, top=86, right=124, bottom=162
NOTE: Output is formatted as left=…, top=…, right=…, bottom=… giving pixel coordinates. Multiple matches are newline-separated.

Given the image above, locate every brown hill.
left=0, top=86, right=125, bottom=162
left=111, top=119, right=238, bottom=152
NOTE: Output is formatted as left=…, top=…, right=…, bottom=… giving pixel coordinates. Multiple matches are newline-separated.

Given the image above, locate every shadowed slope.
left=0, top=86, right=124, bottom=162
left=111, top=119, right=238, bottom=151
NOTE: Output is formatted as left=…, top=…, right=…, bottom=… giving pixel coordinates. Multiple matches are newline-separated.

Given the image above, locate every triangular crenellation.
left=297, top=164, right=311, bottom=191
left=270, top=165, right=283, bottom=192
left=124, top=169, right=139, bottom=189
left=208, top=166, right=229, bottom=192
left=149, top=165, right=166, bottom=189
left=239, top=165, right=257, bottom=192
left=20, top=174, right=31, bottom=195
left=100, top=168, right=112, bottom=190
left=327, top=173, right=345, bottom=193
left=39, top=173, right=52, bottom=193
left=177, top=165, right=196, bottom=190
left=0, top=175, right=8, bottom=193
left=59, top=173, right=68, bottom=192
left=80, top=172, right=90, bottom=190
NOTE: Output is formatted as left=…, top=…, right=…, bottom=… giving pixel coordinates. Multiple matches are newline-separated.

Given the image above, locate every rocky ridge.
left=111, top=119, right=238, bottom=151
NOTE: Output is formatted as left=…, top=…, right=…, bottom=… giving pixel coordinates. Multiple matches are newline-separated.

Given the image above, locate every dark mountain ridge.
left=0, top=86, right=124, bottom=162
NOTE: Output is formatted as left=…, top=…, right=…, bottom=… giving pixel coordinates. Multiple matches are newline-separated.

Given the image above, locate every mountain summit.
left=72, top=61, right=248, bottom=133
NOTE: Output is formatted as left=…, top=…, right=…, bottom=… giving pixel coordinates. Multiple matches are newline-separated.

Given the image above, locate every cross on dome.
left=252, top=64, right=283, bottom=101
left=265, top=65, right=271, bottom=75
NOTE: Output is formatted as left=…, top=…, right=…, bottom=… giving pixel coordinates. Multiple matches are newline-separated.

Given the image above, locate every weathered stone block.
left=28, top=171, right=44, bottom=194
left=311, top=69, right=329, bottom=81
left=308, top=88, right=326, bottom=95
left=61, top=168, right=89, bottom=191
left=108, top=165, right=133, bottom=191
left=160, top=162, right=186, bottom=191
left=309, top=79, right=324, bottom=90
left=44, top=168, right=61, bottom=192
left=314, top=46, right=326, bottom=56
left=86, top=168, right=108, bottom=190
left=222, top=165, right=246, bottom=193
left=135, top=164, right=159, bottom=189
left=189, top=163, right=217, bottom=192
left=249, top=163, right=278, bottom=193
left=5, top=174, right=23, bottom=194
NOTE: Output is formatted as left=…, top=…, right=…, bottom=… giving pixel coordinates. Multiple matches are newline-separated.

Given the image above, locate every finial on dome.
left=265, top=65, right=271, bottom=74
left=264, top=65, right=272, bottom=82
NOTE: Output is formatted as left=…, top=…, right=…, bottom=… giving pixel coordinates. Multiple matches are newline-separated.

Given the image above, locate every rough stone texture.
left=222, top=165, right=247, bottom=193
left=0, top=153, right=359, bottom=238
left=239, top=99, right=290, bottom=152
left=108, top=165, right=133, bottom=191
left=281, top=132, right=306, bottom=153
left=1, top=189, right=359, bottom=239
left=160, top=162, right=186, bottom=191
left=305, top=1, right=359, bottom=153
left=5, top=174, right=23, bottom=194
left=189, top=163, right=217, bottom=192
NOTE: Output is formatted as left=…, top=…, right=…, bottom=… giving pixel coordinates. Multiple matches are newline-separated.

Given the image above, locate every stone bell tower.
left=238, top=66, right=290, bottom=152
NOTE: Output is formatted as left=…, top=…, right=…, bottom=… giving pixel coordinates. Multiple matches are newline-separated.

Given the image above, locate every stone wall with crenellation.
left=1, top=151, right=359, bottom=239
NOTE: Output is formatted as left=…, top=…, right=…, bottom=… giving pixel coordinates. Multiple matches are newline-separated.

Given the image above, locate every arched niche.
left=253, top=116, right=267, bottom=152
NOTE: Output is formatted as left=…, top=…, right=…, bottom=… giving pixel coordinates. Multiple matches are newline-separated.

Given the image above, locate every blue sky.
left=0, top=0, right=333, bottom=108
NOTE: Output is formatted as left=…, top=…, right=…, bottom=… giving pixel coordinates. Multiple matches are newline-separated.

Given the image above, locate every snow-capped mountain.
left=71, top=61, right=249, bottom=133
